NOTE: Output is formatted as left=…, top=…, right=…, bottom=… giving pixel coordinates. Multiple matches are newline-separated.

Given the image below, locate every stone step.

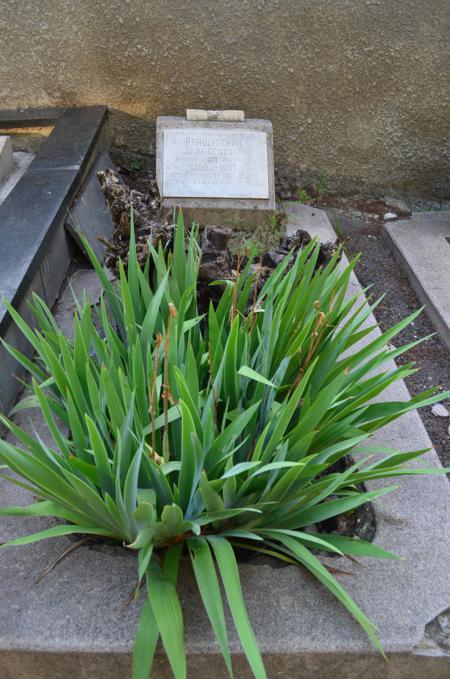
left=0, top=204, right=449, bottom=678
left=383, top=211, right=450, bottom=352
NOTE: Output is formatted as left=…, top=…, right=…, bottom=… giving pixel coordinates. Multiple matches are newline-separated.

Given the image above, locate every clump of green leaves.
left=297, top=188, right=313, bottom=204
left=314, top=172, right=327, bottom=198
left=297, top=173, right=327, bottom=204
left=0, top=213, right=448, bottom=679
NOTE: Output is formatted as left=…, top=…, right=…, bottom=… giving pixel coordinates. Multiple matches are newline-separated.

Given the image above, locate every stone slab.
left=1, top=207, right=450, bottom=677
left=65, top=147, right=116, bottom=262
left=0, top=135, right=13, bottom=181
left=383, top=212, right=450, bottom=351
left=0, top=107, right=63, bottom=128
left=28, top=107, right=107, bottom=171
left=156, top=116, right=275, bottom=229
left=162, top=128, right=269, bottom=199
left=0, top=151, right=34, bottom=207
left=0, top=107, right=107, bottom=416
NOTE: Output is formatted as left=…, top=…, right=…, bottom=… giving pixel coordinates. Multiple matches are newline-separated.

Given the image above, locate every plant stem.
left=163, top=304, right=177, bottom=463
left=149, top=333, right=162, bottom=460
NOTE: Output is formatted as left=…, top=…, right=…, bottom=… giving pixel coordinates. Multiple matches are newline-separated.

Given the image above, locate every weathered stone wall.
left=0, top=0, right=449, bottom=196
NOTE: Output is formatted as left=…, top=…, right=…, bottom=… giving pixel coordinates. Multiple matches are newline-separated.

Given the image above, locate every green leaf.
left=238, top=366, right=276, bottom=388
left=306, top=533, right=399, bottom=560
left=271, top=533, right=385, bottom=656
left=146, top=559, right=186, bottom=679
left=189, top=537, right=233, bottom=676
left=178, top=400, right=203, bottom=510
left=289, top=485, right=397, bottom=528
left=85, top=415, right=114, bottom=497
left=221, top=461, right=261, bottom=479
left=1, top=523, right=115, bottom=549
left=208, top=536, right=267, bottom=679
left=138, top=543, right=154, bottom=582
left=132, top=597, right=159, bottom=679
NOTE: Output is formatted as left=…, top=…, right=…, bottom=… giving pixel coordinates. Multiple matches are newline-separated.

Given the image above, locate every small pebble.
left=384, top=212, right=397, bottom=220
left=431, top=404, right=449, bottom=418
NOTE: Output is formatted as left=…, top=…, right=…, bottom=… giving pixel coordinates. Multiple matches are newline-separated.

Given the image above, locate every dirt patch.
left=324, top=206, right=450, bottom=468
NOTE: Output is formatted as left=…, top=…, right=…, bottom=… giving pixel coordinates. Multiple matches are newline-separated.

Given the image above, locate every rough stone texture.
left=0, top=1, right=449, bottom=197
left=156, top=116, right=275, bottom=228
left=383, top=212, right=450, bottom=351
left=431, top=404, right=450, bottom=419
left=0, top=135, right=13, bottom=181
left=1, top=208, right=450, bottom=677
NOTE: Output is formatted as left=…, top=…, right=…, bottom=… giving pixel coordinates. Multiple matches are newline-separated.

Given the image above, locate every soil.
left=324, top=205, right=450, bottom=468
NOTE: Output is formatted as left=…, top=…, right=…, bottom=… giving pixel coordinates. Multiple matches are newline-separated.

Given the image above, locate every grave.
left=156, top=111, right=275, bottom=228
left=1, top=205, right=449, bottom=678
left=0, top=108, right=449, bottom=678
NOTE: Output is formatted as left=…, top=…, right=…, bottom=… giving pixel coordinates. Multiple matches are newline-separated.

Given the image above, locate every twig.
left=35, top=538, right=90, bottom=584
left=149, top=333, right=163, bottom=461
left=123, top=575, right=145, bottom=609
left=230, top=252, right=242, bottom=324
left=208, top=343, right=219, bottom=427
left=288, top=304, right=327, bottom=397
left=249, top=256, right=263, bottom=336
left=162, top=304, right=177, bottom=463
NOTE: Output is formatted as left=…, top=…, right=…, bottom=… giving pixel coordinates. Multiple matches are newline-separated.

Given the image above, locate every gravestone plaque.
left=162, top=128, right=269, bottom=199
left=157, top=116, right=275, bottom=229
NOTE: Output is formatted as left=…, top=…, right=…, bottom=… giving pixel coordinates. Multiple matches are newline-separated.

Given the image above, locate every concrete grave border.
left=0, top=135, right=14, bottom=182
left=0, top=106, right=110, bottom=415
left=383, top=212, right=450, bottom=352
left=0, top=203, right=449, bottom=678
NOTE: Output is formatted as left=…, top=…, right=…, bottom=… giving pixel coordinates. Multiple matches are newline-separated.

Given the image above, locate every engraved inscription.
left=162, top=129, right=269, bottom=199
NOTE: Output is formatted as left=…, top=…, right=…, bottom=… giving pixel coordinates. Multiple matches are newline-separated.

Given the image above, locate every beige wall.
left=0, top=0, right=449, bottom=197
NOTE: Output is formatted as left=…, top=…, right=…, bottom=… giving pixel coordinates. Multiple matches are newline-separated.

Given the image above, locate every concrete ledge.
left=383, top=212, right=450, bottom=351
left=0, top=106, right=108, bottom=415
left=0, top=151, right=34, bottom=207
left=0, top=107, right=63, bottom=128
left=1, top=205, right=449, bottom=677
left=0, top=136, right=13, bottom=181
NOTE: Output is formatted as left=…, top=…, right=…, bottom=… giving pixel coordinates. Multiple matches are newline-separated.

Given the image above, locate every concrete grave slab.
left=65, top=148, right=116, bottom=262
left=0, top=135, right=13, bottom=181
left=383, top=212, right=450, bottom=351
left=156, top=116, right=275, bottom=229
left=0, top=107, right=108, bottom=416
left=0, top=151, right=34, bottom=207
left=1, top=207, right=450, bottom=677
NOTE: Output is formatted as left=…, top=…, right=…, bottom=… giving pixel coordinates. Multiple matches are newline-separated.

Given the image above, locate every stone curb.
left=383, top=212, right=450, bottom=352
left=0, top=106, right=108, bottom=415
